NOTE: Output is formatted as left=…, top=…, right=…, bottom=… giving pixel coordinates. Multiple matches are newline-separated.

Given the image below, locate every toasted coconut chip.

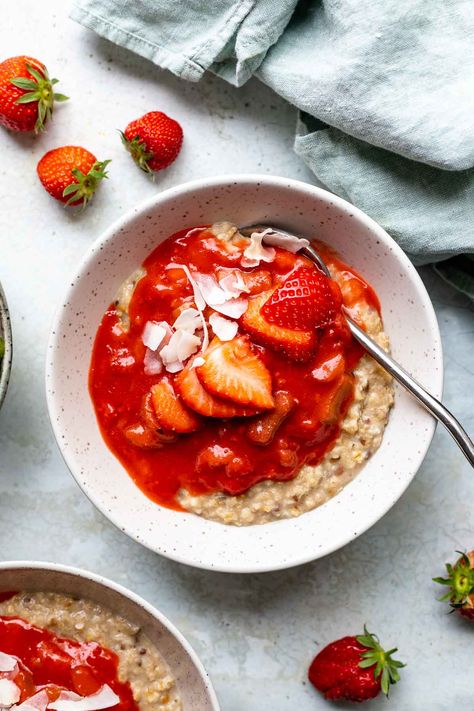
left=0, top=653, right=17, bottom=673
left=262, top=231, right=310, bottom=253
left=241, top=230, right=276, bottom=267
left=218, top=270, right=250, bottom=297
left=13, top=690, right=50, bottom=711
left=212, top=298, right=248, bottom=319
left=144, top=347, right=163, bottom=375
left=160, top=330, right=201, bottom=373
left=172, top=307, right=202, bottom=334
left=191, top=356, right=206, bottom=369
left=48, top=685, right=120, bottom=711
left=166, top=264, right=206, bottom=311
left=142, top=320, right=170, bottom=351
left=197, top=310, right=209, bottom=354
left=0, top=679, right=20, bottom=707
left=209, top=313, right=238, bottom=341
left=193, top=273, right=228, bottom=305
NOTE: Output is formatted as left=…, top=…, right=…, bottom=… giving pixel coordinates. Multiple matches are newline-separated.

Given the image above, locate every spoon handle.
left=346, top=315, right=474, bottom=467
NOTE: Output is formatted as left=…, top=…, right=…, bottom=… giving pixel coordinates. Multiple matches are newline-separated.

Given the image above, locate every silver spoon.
left=240, top=224, right=474, bottom=467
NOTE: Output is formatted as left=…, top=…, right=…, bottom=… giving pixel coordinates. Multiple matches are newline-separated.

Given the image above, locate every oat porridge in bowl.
left=0, top=563, right=219, bottom=711
left=89, top=222, right=393, bottom=526
left=46, top=175, right=442, bottom=571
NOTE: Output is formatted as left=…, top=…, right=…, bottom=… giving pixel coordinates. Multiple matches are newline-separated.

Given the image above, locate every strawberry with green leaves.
left=37, top=146, right=111, bottom=208
left=433, top=550, right=474, bottom=619
left=0, top=56, right=68, bottom=133
left=120, top=111, right=183, bottom=173
left=308, top=626, right=405, bottom=703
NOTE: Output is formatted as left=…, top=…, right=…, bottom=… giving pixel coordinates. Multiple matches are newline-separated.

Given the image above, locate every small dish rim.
left=0, top=559, right=221, bottom=710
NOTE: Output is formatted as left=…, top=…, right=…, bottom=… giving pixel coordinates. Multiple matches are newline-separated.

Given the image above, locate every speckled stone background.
left=1, top=2, right=473, bottom=709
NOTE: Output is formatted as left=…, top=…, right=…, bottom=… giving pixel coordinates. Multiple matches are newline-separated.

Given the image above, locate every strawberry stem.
left=62, top=160, right=111, bottom=209
left=356, top=626, right=405, bottom=697
left=433, top=551, right=474, bottom=609
left=10, top=61, right=68, bottom=133
left=119, top=130, right=154, bottom=173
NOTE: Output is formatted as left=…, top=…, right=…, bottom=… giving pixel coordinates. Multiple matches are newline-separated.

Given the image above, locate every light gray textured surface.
left=0, top=2, right=473, bottom=709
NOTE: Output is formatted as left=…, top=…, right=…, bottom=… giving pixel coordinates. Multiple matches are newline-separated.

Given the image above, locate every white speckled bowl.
left=0, top=561, right=219, bottom=710
left=46, top=175, right=443, bottom=573
left=0, top=282, right=12, bottom=409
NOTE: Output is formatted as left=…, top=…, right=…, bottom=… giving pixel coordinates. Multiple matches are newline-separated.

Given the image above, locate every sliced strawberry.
left=261, top=266, right=341, bottom=331
left=240, top=291, right=317, bottom=362
left=150, top=378, right=201, bottom=433
left=175, top=362, right=260, bottom=418
left=241, top=269, right=273, bottom=294
left=196, top=336, right=274, bottom=410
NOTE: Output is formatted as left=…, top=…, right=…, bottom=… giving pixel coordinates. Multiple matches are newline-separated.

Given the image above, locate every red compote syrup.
left=0, top=617, right=137, bottom=710
left=89, top=225, right=381, bottom=510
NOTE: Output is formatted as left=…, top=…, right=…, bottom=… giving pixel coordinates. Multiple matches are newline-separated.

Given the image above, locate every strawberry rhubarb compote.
left=89, top=223, right=393, bottom=525
left=0, top=592, right=181, bottom=711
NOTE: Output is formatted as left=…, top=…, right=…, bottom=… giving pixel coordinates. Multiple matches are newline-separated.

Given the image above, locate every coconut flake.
left=193, top=274, right=228, bottom=305
left=175, top=331, right=201, bottom=362
left=191, top=356, right=206, bottom=369
left=197, top=311, right=209, bottom=353
left=192, top=273, right=248, bottom=318
left=209, top=313, right=238, bottom=341
left=0, top=654, right=17, bottom=674
left=12, top=690, right=50, bottom=711
left=166, top=264, right=206, bottom=311
left=160, top=330, right=201, bottom=373
left=48, top=686, right=120, bottom=711
left=142, top=321, right=170, bottom=351
left=0, top=679, right=20, bottom=707
left=241, top=230, right=276, bottom=267
left=143, top=348, right=163, bottom=375
left=211, top=298, right=248, bottom=319
left=218, top=271, right=250, bottom=298
left=262, top=230, right=310, bottom=253
left=172, top=308, right=202, bottom=334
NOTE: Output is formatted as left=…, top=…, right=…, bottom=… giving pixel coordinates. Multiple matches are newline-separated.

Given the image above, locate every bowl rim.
left=46, top=173, right=443, bottom=573
left=0, top=281, right=12, bottom=409
left=0, top=559, right=220, bottom=710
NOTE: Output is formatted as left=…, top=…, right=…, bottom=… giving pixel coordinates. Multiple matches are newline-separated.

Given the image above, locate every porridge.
left=0, top=591, right=181, bottom=711
left=89, top=223, right=393, bottom=526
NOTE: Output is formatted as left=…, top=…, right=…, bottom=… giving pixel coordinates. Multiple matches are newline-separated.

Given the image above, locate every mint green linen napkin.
left=71, top=0, right=474, bottom=297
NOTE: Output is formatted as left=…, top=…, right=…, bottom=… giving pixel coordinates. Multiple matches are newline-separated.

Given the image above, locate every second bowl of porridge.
left=0, top=562, right=219, bottom=711
left=46, top=175, right=443, bottom=572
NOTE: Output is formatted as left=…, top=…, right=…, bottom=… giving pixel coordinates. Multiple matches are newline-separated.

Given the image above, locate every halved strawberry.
left=240, top=291, right=317, bottom=362
left=196, top=337, right=274, bottom=410
left=150, top=378, right=201, bottom=433
left=261, top=266, right=341, bottom=331
left=175, top=362, right=260, bottom=418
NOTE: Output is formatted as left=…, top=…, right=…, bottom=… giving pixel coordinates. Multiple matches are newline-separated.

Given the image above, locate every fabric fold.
left=294, top=117, right=474, bottom=265
left=71, top=0, right=474, bottom=297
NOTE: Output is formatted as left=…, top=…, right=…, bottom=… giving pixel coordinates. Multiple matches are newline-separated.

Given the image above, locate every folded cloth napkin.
left=71, top=0, right=474, bottom=297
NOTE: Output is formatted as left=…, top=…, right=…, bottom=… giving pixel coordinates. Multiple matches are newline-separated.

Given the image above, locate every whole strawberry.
left=0, top=56, right=68, bottom=132
left=120, top=111, right=183, bottom=173
left=308, top=626, right=404, bottom=702
left=37, top=146, right=110, bottom=208
left=433, top=550, right=474, bottom=619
